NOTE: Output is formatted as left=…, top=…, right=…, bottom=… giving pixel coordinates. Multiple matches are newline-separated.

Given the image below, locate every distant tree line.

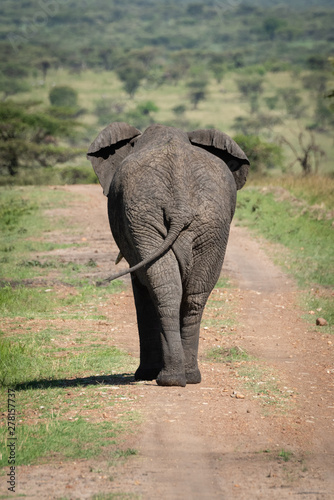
left=1, top=1, right=333, bottom=77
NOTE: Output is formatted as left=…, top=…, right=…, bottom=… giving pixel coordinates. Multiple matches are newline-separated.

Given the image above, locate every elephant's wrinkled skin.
left=87, top=123, right=249, bottom=387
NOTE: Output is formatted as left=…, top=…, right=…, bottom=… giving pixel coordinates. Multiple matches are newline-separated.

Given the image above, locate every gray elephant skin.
left=87, top=123, right=249, bottom=387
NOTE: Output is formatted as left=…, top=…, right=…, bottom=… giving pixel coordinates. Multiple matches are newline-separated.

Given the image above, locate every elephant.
left=87, top=122, right=249, bottom=387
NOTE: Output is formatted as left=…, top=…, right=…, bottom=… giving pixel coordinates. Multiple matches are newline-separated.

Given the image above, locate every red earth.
left=1, top=184, right=333, bottom=499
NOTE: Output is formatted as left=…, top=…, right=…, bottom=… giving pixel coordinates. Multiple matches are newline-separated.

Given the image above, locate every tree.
left=0, top=64, right=30, bottom=101
left=312, top=96, right=334, bottom=129
left=302, top=72, right=329, bottom=97
left=235, top=75, right=265, bottom=113
left=35, top=58, right=58, bottom=82
left=136, top=101, right=159, bottom=119
left=172, top=104, right=187, bottom=116
left=306, top=56, right=330, bottom=72
left=94, top=98, right=158, bottom=130
left=49, top=86, right=78, bottom=108
left=277, top=87, right=306, bottom=119
left=326, top=57, right=334, bottom=112
left=262, top=17, right=286, bottom=40
left=187, top=78, right=208, bottom=109
left=115, top=60, right=146, bottom=98
left=208, top=55, right=226, bottom=84
left=95, top=98, right=127, bottom=125
left=233, top=113, right=281, bottom=136
left=233, top=134, right=283, bottom=172
left=0, top=101, right=81, bottom=177
left=164, top=50, right=194, bottom=85
left=279, top=130, right=326, bottom=175
left=126, top=101, right=159, bottom=129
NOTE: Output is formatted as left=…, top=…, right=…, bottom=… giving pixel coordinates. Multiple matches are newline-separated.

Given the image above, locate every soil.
left=2, top=184, right=334, bottom=500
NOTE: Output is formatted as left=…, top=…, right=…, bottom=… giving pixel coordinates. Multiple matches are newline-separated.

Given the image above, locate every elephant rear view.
left=87, top=123, right=249, bottom=387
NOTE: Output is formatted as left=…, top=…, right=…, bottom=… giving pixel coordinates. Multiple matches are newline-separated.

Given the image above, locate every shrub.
left=49, top=86, right=78, bottom=108
left=233, top=134, right=284, bottom=172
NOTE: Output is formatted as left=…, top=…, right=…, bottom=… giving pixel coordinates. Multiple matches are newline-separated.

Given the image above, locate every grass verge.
left=0, top=282, right=123, bottom=319
left=205, top=344, right=295, bottom=411
left=0, top=186, right=138, bottom=469
left=0, top=186, right=82, bottom=282
left=236, top=186, right=334, bottom=331
left=0, top=324, right=138, bottom=467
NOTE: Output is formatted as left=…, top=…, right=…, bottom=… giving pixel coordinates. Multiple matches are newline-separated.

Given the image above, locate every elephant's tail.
left=97, top=220, right=185, bottom=285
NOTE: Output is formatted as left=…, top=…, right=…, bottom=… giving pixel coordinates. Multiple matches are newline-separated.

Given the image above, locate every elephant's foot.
left=156, top=370, right=186, bottom=387
left=135, top=365, right=161, bottom=381
left=186, top=368, right=201, bottom=384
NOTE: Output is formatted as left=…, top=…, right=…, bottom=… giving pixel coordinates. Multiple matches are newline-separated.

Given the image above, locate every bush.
left=59, top=165, right=98, bottom=185
left=49, top=86, right=78, bottom=108
left=233, top=134, right=284, bottom=172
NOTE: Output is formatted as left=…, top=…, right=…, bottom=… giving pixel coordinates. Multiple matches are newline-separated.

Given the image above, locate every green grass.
left=249, top=174, right=334, bottom=210
left=0, top=188, right=137, bottom=473
left=0, top=417, right=122, bottom=466
left=202, top=279, right=236, bottom=332
left=236, top=186, right=334, bottom=329
left=0, top=186, right=82, bottom=281
left=0, top=282, right=123, bottom=319
left=0, top=322, right=138, bottom=468
left=238, top=365, right=293, bottom=410
left=278, top=449, right=294, bottom=462
left=0, top=327, right=137, bottom=387
left=214, top=277, right=231, bottom=289
left=0, top=185, right=125, bottom=319
left=206, top=346, right=249, bottom=363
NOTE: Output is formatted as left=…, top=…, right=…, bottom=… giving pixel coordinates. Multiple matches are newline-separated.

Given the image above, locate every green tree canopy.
left=0, top=64, right=30, bottom=101
left=49, top=86, right=78, bottom=108
left=187, top=77, right=208, bottom=109
left=233, top=134, right=283, bottom=172
left=115, top=60, right=147, bottom=98
left=0, top=101, right=81, bottom=176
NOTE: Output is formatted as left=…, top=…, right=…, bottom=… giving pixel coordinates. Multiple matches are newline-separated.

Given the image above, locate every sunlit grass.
left=249, top=174, right=334, bottom=209
left=236, top=186, right=334, bottom=330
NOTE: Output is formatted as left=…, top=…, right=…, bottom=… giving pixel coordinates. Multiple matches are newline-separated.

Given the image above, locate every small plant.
left=278, top=449, right=293, bottom=462
left=206, top=346, right=249, bottom=363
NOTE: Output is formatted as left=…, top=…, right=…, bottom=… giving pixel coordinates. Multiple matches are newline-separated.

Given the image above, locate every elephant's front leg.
left=131, top=275, right=163, bottom=381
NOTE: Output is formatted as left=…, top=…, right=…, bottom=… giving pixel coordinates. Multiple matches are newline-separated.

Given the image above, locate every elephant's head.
left=87, top=122, right=249, bottom=195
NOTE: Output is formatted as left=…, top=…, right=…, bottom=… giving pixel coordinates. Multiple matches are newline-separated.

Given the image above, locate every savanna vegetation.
left=0, top=0, right=333, bottom=475
left=0, top=0, right=333, bottom=183
left=0, top=186, right=138, bottom=469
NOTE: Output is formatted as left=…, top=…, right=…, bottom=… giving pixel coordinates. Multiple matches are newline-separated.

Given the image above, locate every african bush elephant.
left=87, top=123, right=249, bottom=387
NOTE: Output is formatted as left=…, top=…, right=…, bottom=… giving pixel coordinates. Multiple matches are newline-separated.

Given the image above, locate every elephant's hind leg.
left=180, top=290, right=212, bottom=384
left=131, top=275, right=163, bottom=381
left=141, top=251, right=186, bottom=387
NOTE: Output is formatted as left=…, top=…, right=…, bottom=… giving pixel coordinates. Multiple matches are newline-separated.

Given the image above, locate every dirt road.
left=9, top=185, right=334, bottom=499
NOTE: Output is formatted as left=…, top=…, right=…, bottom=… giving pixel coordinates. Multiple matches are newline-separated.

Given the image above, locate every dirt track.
left=5, top=185, right=334, bottom=499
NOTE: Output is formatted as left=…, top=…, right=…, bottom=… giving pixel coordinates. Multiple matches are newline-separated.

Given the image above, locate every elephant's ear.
left=188, top=129, right=250, bottom=190
left=87, top=122, right=141, bottom=195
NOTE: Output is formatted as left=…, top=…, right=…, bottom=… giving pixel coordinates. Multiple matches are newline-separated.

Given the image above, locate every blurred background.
left=0, top=0, right=333, bottom=186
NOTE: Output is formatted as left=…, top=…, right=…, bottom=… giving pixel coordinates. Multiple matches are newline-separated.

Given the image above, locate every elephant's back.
left=110, top=137, right=237, bottom=232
